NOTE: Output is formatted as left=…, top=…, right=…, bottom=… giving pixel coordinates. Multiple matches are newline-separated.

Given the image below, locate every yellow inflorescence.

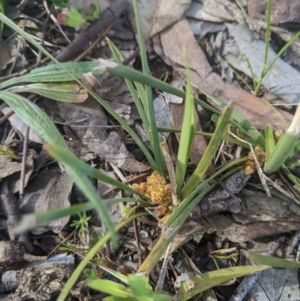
left=245, top=146, right=266, bottom=175
left=132, top=171, right=172, bottom=226
left=274, top=130, right=282, bottom=141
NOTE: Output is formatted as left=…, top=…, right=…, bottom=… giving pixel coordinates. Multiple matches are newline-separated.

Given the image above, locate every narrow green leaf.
left=178, top=265, right=270, bottom=300
left=175, top=51, right=195, bottom=192
left=7, top=82, right=88, bottom=103
left=280, top=164, right=300, bottom=190
left=195, top=87, right=265, bottom=147
left=62, top=164, right=119, bottom=246
left=0, top=144, right=19, bottom=160
left=46, top=143, right=147, bottom=199
left=15, top=198, right=143, bottom=233
left=264, top=131, right=298, bottom=174
left=128, top=275, right=153, bottom=301
left=88, top=279, right=132, bottom=298
left=96, top=265, right=129, bottom=285
left=254, top=0, right=273, bottom=95
left=107, top=39, right=150, bottom=137
left=0, top=13, right=156, bottom=170
left=0, top=61, right=105, bottom=89
left=166, top=164, right=245, bottom=228
left=104, top=297, right=137, bottom=301
left=244, top=251, right=300, bottom=268
left=152, top=292, right=172, bottom=301
left=0, top=0, right=4, bottom=41
left=132, top=0, right=164, bottom=174
left=264, top=124, right=275, bottom=163
left=97, top=59, right=264, bottom=148
left=288, top=139, right=300, bottom=159
left=180, top=100, right=235, bottom=199
left=0, top=92, right=67, bottom=148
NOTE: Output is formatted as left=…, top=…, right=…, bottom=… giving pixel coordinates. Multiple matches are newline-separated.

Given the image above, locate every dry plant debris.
left=0, top=0, right=300, bottom=300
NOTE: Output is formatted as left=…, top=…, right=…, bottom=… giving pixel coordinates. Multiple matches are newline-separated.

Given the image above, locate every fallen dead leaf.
left=130, top=0, right=192, bottom=39
left=20, top=170, right=73, bottom=235
left=159, top=18, right=293, bottom=130
left=0, top=155, right=22, bottom=180
left=58, top=98, right=150, bottom=172
left=219, top=193, right=300, bottom=242
left=1, top=107, right=43, bottom=144
left=224, top=23, right=300, bottom=104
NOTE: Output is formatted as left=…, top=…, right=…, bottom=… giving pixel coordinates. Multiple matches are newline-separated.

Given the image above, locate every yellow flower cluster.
left=245, top=146, right=266, bottom=174
left=132, top=171, right=172, bottom=226
left=274, top=130, right=282, bottom=141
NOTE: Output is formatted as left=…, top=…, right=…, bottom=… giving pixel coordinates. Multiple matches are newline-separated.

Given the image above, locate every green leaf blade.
left=66, top=6, right=86, bottom=27
left=88, top=279, right=132, bottom=298
left=0, top=61, right=105, bottom=89
left=178, top=265, right=270, bottom=300
left=46, top=143, right=146, bottom=199
left=175, top=52, right=195, bottom=192
left=7, top=82, right=88, bottom=103
left=264, top=131, right=298, bottom=174
left=0, top=92, right=67, bottom=148
left=245, top=251, right=300, bottom=268
left=180, top=99, right=235, bottom=199
left=128, top=275, right=153, bottom=301
left=264, top=124, right=275, bottom=163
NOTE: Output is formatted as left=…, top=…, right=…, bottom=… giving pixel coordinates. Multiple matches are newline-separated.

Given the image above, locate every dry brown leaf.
left=224, top=23, right=300, bottom=104
left=20, top=170, right=73, bottom=235
left=234, top=193, right=300, bottom=223
left=10, top=154, right=34, bottom=193
left=224, top=220, right=300, bottom=242
left=221, top=193, right=300, bottom=242
left=0, top=156, right=22, bottom=180
left=131, top=0, right=192, bottom=39
left=202, top=0, right=236, bottom=21
left=250, top=268, right=300, bottom=301
left=97, top=170, right=124, bottom=223
left=159, top=18, right=293, bottom=130
left=248, top=0, right=300, bottom=24
left=1, top=107, right=43, bottom=144
left=0, top=153, right=34, bottom=193
left=185, top=1, right=225, bottom=22
left=58, top=99, right=150, bottom=173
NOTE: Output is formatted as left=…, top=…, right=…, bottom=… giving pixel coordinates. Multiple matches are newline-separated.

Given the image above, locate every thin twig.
left=155, top=244, right=171, bottom=291
left=38, top=4, right=53, bottom=65
left=43, top=0, right=71, bottom=44
left=0, top=179, right=33, bottom=252
left=160, top=140, right=177, bottom=207
left=74, top=18, right=118, bottom=62
left=133, top=218, right=142, bottom=267
left=0, top=110, right=14, bottom=125
left=19, top=125, right=29, bottom=200
left=56, top=0, right=129, bottom=62
left=230, top=131, right=271, bottom=197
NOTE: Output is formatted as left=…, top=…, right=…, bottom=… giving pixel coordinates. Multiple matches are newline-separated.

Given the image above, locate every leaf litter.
left=0, top=0, right=300, bottom=300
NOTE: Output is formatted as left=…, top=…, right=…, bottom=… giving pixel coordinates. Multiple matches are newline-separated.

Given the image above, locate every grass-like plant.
left=1, top=0, right=300, bottom=300
left=249, top=0, right=300, bottom=95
